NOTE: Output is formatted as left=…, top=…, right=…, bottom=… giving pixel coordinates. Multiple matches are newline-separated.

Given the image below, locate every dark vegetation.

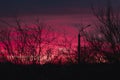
left=0, top=62, right=120, bottom=80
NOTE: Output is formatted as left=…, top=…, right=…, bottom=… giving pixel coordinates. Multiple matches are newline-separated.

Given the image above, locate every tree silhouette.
left=92, top=0, right=120, bottom=63
left=0, top=17, right=57, bottom=64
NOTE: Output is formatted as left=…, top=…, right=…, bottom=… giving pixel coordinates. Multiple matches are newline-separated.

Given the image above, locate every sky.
left=0, top=0, right=120, bottom=63
left=0, top=0, right=119, bottom=17
left=0, top=0, right=120, bottom=34
left=0, top=0, right=94, bottom=17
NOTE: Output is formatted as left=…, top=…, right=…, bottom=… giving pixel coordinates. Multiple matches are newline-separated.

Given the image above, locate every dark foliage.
left=0, top=62, right=120, bottom=80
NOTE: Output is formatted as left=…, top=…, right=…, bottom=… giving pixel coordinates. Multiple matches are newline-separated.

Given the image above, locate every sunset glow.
left=0, top=0, right=120, bottom=64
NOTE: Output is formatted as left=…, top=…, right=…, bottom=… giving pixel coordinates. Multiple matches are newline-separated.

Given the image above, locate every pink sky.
left=0, top=13, right=98, bottom=47
left=0, top=13, right=97, bottom=34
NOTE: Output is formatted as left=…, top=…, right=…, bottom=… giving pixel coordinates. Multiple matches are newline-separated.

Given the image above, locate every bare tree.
left=83, top=31, right=108, bottom=63
left=91, top=0, right=120, bottom=63
left=49, top=31, right=77, bottom=64
left=0, top=17, right=57, bottom=64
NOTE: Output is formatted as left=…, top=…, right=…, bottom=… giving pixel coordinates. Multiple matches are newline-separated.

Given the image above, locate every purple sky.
left=0, top=0, right=119, bottom=17
left=0, top=0, right=119, bottom=35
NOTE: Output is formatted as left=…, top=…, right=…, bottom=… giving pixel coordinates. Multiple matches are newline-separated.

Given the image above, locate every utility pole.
left=78, top=32, right=81, bottom=64
left=77, top=24, right=91, bottom=64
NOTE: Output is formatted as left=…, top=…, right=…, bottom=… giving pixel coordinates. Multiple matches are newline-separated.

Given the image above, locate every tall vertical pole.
left=78, top=32, right=80, bottom=64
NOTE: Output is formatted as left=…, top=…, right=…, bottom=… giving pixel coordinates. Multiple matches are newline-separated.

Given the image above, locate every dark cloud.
left=0, top=0, right=119, bottom=17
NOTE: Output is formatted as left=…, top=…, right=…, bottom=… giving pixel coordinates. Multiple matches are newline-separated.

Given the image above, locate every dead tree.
left=0, top=17, right=57, bottom=64
left=92, top=0, right=120, bottom=63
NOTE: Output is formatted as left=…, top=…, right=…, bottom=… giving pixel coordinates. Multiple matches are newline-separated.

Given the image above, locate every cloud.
left=0, top=0, right=119, bottom=17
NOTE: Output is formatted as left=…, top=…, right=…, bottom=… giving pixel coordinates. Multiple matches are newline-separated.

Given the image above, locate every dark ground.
left=0, top=62, right=120, bottom=80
